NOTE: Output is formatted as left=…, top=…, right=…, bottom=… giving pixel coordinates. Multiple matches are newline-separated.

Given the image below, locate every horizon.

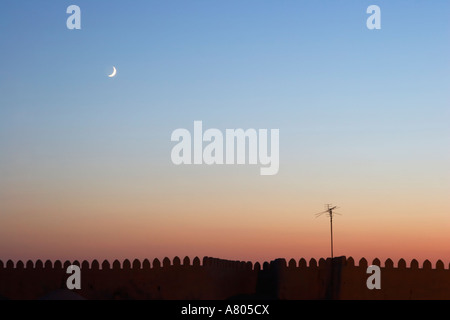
left=1, top=1, right=449, bottom=265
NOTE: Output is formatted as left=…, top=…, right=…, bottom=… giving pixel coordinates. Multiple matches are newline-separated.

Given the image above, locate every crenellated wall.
left=0, top=256, right=449, bottom=300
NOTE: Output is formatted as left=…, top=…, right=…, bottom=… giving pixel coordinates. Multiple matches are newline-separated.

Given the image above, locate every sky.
left=0, top=0, right=449, bottom=266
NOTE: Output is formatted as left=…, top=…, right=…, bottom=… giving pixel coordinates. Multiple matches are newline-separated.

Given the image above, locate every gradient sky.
left=0, top=0, right=449, bottom=266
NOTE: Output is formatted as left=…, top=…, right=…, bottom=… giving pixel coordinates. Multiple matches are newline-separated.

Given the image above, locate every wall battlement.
left=0, top=256, right=449, bottom=299
left=2, top=256, right=448, bottom=270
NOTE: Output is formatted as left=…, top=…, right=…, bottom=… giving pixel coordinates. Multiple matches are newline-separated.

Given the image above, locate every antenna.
left=314, top=204, right=341, bottom=259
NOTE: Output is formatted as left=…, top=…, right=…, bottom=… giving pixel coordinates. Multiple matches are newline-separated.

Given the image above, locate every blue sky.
left=1, top=1, right=448, bottom=129
left=1, top=1, right=448, bottom=174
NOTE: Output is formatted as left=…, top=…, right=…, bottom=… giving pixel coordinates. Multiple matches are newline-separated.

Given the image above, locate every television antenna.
left=315, top=204, right=341, bottom=259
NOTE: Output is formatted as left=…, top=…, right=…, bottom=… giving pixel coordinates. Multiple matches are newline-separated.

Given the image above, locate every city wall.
left=0, top=256, right=449, bottom=299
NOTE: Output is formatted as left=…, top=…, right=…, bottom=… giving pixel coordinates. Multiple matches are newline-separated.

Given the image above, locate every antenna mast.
left=315, top=204, right=340, bottom=259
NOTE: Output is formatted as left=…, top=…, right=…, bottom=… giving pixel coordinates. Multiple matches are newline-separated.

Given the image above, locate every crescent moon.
left=108, top=66, right=117, bottom=78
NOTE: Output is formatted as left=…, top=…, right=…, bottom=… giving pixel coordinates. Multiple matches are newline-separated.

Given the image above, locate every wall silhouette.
left=0, top=256, right=449, bottom=299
